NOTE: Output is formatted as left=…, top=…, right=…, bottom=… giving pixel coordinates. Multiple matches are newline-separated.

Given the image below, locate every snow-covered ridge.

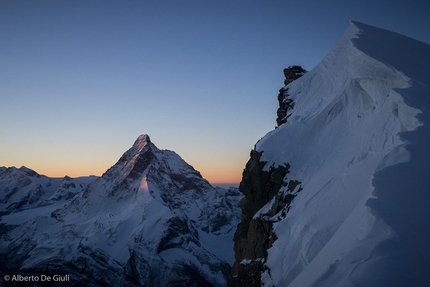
left=258, top=22, right=423, bottom=184
left=0, top=166, right=96, bottom=218
left=230, top=21, right=430, bottom=287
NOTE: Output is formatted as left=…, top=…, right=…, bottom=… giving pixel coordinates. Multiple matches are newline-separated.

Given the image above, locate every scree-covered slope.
left=230, top=21, right=430, bottom=287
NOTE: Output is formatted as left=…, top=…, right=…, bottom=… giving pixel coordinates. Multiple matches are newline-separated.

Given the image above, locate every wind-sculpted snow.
left=0, top=135, right=242, bottom=286
left=231, top=21, right=430, bottom=286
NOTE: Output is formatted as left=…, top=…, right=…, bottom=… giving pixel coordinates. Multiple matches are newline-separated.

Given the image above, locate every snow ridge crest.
left=238, top=21, right=430, bottom=287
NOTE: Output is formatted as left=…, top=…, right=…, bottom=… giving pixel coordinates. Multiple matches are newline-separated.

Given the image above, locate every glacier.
left=229, top=21, right=430, bottom=286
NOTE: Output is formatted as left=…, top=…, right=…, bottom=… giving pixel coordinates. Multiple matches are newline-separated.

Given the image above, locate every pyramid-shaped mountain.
left=0, top=134, right=242, bottom=286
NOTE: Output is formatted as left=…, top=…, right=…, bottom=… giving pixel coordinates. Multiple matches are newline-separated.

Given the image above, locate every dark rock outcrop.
left=276, top=66, right=307, bottom=126
left=229, top=66, right=306, bottom=286
left=228, top=149, right=302, bottom=287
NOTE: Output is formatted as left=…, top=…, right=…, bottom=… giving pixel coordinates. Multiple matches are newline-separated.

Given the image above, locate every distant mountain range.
left=0, top=135, right=241, bottom=286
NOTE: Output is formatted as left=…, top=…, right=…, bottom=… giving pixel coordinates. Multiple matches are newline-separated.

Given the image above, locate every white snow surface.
left=257, top=21, right=430, bottom=286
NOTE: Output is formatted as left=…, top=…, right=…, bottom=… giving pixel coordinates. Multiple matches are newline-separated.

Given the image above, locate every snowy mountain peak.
left=1, top=134, right=242, bottom=286
left=99, top=134, right=158, bottom=185
left=18, top=166, right=39, bottom=176
left=0, top=165, right=39, bottom=178
left=120, top=133, right=156, bottom=163
left=133, top=133, right=152, bottom=150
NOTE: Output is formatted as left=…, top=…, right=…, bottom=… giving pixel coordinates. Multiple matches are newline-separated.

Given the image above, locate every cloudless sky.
left=1, top=0, right=429, bottom=185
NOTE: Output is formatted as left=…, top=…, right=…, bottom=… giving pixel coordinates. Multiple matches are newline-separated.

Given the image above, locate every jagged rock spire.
left=276, top=66, right=307, bottom=127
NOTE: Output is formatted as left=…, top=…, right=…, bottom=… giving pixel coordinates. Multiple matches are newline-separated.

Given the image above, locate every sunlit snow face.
left=139, top=176, right=149, bottom=192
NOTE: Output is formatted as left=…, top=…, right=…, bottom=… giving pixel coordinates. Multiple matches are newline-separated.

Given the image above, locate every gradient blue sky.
left=1, top=0, right=429, bottom=184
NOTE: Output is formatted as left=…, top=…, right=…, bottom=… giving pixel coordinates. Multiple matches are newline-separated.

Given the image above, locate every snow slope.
left=256, top=21, right=430, bottom=286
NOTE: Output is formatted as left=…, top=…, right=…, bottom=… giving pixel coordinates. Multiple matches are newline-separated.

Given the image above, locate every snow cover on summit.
left=256, top=22, right=430, bottom=286
left=0, top=134, right=242, bottom=286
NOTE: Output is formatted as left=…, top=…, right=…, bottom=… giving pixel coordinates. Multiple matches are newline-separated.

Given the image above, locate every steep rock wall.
left=228, top=67, right=305, bottom=286
left=228, top=150, right=302, bottom=286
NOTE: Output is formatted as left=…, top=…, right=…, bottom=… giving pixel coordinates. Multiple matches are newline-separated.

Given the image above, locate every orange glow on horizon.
left=18, top=163, right=242, bottom=185
left=5, top=154, right=244, bottom=185
left=31, top=166, right=105, bottom=178
left=196, top=166, right=242, bottom=186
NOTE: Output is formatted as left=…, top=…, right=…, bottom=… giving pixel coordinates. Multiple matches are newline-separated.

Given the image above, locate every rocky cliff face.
left=232, top=26, right=358, bottom=287
left=228, top=148, right=302, bottom=286
left=228, top=67, right=305, bottom=286
left=228, top=66, right=306, bottom=287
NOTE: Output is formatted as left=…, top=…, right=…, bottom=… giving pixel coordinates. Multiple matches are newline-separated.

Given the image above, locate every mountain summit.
left=229, top=21, right=430, bottom=287
left=0, top=134, right=242, bottom=286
